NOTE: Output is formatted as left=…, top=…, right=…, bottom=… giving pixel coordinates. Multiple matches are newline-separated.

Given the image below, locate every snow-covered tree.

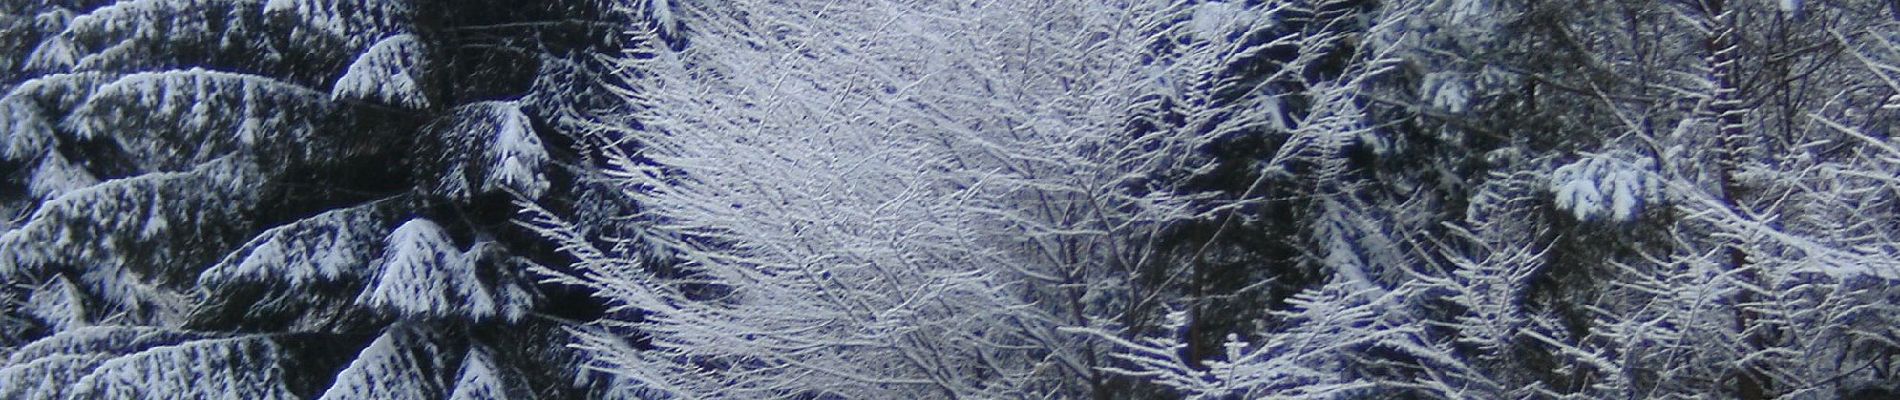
left=536, top=0, right=1236, bottom=397
left=1397, top=1, right=1900, bottom=398
left=553, top=0, right=1900, bottom=399
left=8, top=0, right=1897, bottom=398
left=538, top=0, right=1466, bottom=398
left=0, top=0, right=642, bottom=397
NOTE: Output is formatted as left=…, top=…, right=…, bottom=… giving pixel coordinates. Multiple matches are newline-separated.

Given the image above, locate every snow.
left=486, top=255, right=538, bottom=323
left=333, top=34, right=431, bottom=109
left=5, top=72, right=120, bottom=121
left=0, top=0, right=575, bottom=396
left=80, top=265, right=192, bottom=325
left=485, top=102, right=550, bottom=198
left=448, top=345, right=508, bottom=400
left=318, top=325, right=445, bottom=400
left=0, top=353, right=112, bottom=399
left=1449, top=0, right=1488, bottom=25
left=1778, top=0, right=1803, bottom=14
left=33, top=0, right=286, bottom=72
left=199, top=201, right=390, bottom=289
left=1320, top=209, right=1376, bottom=291
left=1553, top=178, right=1602, bottom=221
left=1549, top=153, right=1662, bottom=223
left=24, top=277, right=88, bottom=332
left=1423, top=72, right=1470, bottom=113
left=263, top=0, right=415, bottom=50
left=2, top=0, right=1896, bottom=398
left=263, top=0, right=298, bottom=15
left=1, top=326, right=208, bottom=398
left=650, top=0, right=676, bottom=38
left=71, top=336, right=299, bottom=399
left=427, top=102, right=550, bottom=200
left=1, top=99, right=54, bottom=161
left=5, top=326, right=201, bottom=366
left=70, top=69, right=330, bottom=170
left=356, top=218, right=500, bottom=321
left=31, top=6, right=75, bottom=32
left=0, top=157, right=259, bottom=282
left=23, top=35, right=77, bottom=72
left=28, top=151, right=100, bottom=200
left=1077, top=276, right=1423, bottom=399
left=1190, top=2, right=1246, bottom=41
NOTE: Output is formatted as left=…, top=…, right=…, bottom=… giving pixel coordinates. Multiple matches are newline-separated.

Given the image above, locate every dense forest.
left=2, top=0, right=1898, bottom=399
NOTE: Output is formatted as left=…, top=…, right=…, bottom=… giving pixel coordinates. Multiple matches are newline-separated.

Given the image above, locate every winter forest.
left=2, top=0, right=1900, bottom=399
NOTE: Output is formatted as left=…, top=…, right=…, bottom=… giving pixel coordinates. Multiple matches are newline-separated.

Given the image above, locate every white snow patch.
left=333, top=34, right=431, bottom=109
left=355, top=219, right=501, bottom=320
left=318, top=325, right=444, bottom=400
left=200, top=202, right=387, bottom=289
left=28, top=151, right=100, bottom=200
left=1423, top=72, right=1471, bottom=113
left=1, top=99, right=54, bottom=161
left=1189, top=2, right=1257, bottom=41
left=448, top=345, right=508, bottom=400
left=485, top=103, right=550, bottom=198
left=1549, top=153, right=1662, bottom=223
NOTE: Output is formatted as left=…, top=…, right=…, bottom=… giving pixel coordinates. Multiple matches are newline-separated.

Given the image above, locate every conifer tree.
left=0, top=0, right=643, bottom=397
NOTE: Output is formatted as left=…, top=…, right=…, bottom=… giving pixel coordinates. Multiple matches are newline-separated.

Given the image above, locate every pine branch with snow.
left=70, top=335, right=300, bottom=399
left=332, top=34, right=430, bottom=109
left=264, top=0, right=415, bottom=51
left=1, top=156, right=261, bottom=286
left=415, top=101, right=551, bottom=200
left=200, top=199, right=401, bottom=290
left=66, top=68, right=337, bottom=171
left=355, top=218, right=531, bottom=322
left=2, top=0, right=622, bottom=396
left=317, top=324, right=455, bottom=400
left=28, top=0, right=288, bottom=74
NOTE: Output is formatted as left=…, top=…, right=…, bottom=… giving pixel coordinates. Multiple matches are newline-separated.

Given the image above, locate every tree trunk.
left=1704, top=3, right=1774, bottom=399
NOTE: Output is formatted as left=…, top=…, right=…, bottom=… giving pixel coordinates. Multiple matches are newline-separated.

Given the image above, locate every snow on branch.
left=333, top=34, right=431, bottom=109
left=1, top=327, right=299, bottom=399
left=70, top=335, right=299, bottom=399
left=0, top=353, right=113, bottom=399
left=27, top=0, right=284, bottom=73
left=448, top=344, right=518, bottom=400
left=0, top=72, right=120, bottom=161
left=1664, top=176, right=1900, bottom=281
left=418, top=101, right=551, bottom=200
left=5, top=326, right=203, bottom=367
left=1, top=72, right=121, bottom=116
left=0, top=98, right=56, bottom=162
left=483, top=105, right=551, bottom=198
left=566, top=0, right=1385, bottom=397
left=1073, top=277, right=1447, bottom=399
left=357, top=218, right=487, bottom=320
left=67, top=68, right=333, bottom=171
left=1549, top=152, right=1663, bottom=223
left=356, top=218, right=531, bottom=322
left=633, top=0, right=677, bottom=39
left=3, top=74, right=116, bottom=201
left=199, top=199, right=401, bottom=290
left=317, top=323, right=454, bottom=400
left=25, top=150, right=101, bottom=200
left=1436, top=170, right=1549, bottom=357
left=22, top=276, right=89, bottom=334
left=0, top=156, right=262, bottom=282
left=264, top=0, right=414, bottom=51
